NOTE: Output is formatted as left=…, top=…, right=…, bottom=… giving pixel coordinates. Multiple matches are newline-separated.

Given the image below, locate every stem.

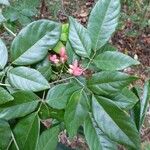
left=58, top=64, right=65, bottom=79
left=11, top=131, right=20, bottom=150
left=3, top=23, right=16, bottom=37
left=37, top=101, right=43, bottom=113
left=6, top=139, right=13, bottom=150
left=0, top=83, right=11, bottom=87
left=84, top=51, right=97, bottom=70
left=37, top=91, right=46, bottom=113
left=74, top=77, right=93, bottom=94
left=42, top=91, right=46, bottom=100
left=0, top=65, right=12, bottom=83
left=74, top=77, right=85, bottom=88
left=49, top=76, right=74, bottom=86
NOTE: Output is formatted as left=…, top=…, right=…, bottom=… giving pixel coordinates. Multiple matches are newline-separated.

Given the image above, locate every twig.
left=58, top=64, right=65, bottom=79
left=49, top=76, right=74, bottom=86
left=0, top=83, right=11, bottom=87
left=84, top=51, right=97, bottom=71
left=11, top=131, right=20, bottom=150
left=37, top=91, right=46, bottom=113
left=6, top=139, right=13, bottom=150
left=3, top=23, right=16, bottom=37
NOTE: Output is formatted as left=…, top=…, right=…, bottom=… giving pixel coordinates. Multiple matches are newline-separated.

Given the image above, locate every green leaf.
left=53, top=41, right=65, bottom=53
left=39, top=104, right=64, bottom=121
left=11, top=20, right=61, bottom=65
left=0, top=0, right=10, bottom=6
left=36, top=56, right=52, bottom=81
left=84, top=114, right=117, bottom=150
left=0, top=91, right=39, bottom=120
left=66, top=41, right=80, bottom=64
left=46, top=82, right=81, bottom=109
left=0, top=39, right=8, bottom=70
left=110, top=88, right=139, bottom=110
left=13, top=112, right=40, bottom=150
left=69, top=17, right=91, bottom=58
left=129, top=86, right=142, bottom=130
left=37, top=126, right=59, bottom=150
left=64, top=90, right=89, bottom=137
left=3, top=7, right=19, bottom=22
left=0, top=119, right=11, bottom=150
left=92, top=95, right=140, bottom=149
left=140, top=80, right=150, bottom=127
left=94, top=51, right=140, bottom=71
left=8, top=67, right=50, bottom=92
left=3, top=0, right=40, bottom=25
left=87, top=71, right=137, bottom=95
left=130, top=100, right=141, bottom=131
left=5, top=78, right=18, bottom=94
left=88, top=0, right=120, bottom=50
left=97, top=43, right=117, bottom=53
left=61, top=23, right=69, bottom=42
left=0, top=71, right=5, bottom=80
left=0, top=87, right=14, bottom=105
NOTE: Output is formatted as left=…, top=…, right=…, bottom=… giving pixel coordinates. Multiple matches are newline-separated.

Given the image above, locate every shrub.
left=0, top=0, right=149, bottom=149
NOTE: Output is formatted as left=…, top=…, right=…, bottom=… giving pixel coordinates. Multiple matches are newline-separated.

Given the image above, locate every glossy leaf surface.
left=0, top=91, right=39, bottom=120
left=13, top=112, right=40, bottom=150
left=69, top=17, right=91, bottom=58
left=84, top=114, right=117, bottom=150
left=94, top=51, right=140, bottom=71
left=8, top=67, right=50, bottom=92
left=92, top=96, right=140, bottom=149
left=87, top=71, right=137, bottom=95
left=0, top=39, right=8, bottom=70
left=88, top=0, right=120, bottom=50
left=37, top=126, right=59, bottom=150
left=11, top=20, right=61, bottom=65
left=0, top=87, right=14, bottom=105
left=64, top=90, right=89, bottom=137
left=46, top=82, right=81, bottom=109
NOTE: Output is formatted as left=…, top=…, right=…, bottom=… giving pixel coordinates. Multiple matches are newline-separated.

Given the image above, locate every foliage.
left=2, top=0, right=40, bottom=26
left=0, top=0, right=149, bottom=150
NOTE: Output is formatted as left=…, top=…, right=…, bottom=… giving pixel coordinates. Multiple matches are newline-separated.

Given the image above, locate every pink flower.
left=59, top=47, right=68, bottom=63
left=49, top=54, right=59, bottom=64
left=68, top=60, right=84, bottom=76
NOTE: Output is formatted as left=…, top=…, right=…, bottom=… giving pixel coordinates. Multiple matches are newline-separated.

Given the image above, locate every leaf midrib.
left=94, top=0, right=112, bottom=50
left=10, top=71, right=48, bottom=87
left=23, top=114, right=38, bottom=149
left=94, top=98, right=138, bottom=148
left=70, top=18, right=90, bottom=57
left=13, top=21, right=58, bottom=61
left=89, top=76, right=133, bottom=85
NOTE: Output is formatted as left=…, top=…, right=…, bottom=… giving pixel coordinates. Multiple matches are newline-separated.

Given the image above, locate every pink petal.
left=73, top=67, right=83, bottom=76
left=68, top=60, right=84, bottom=76
left=60, top=55, right=68, bottom=63
left=49, top=55, right=59, bottom=64
left=60, top=47, right=66, bottom=57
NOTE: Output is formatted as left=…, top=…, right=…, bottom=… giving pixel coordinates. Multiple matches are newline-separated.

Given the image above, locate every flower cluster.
left=68, top=60, right=83, bottom=76
left=49, top=47, right=84, bottom=76
left=49, top=47, right=67, bottom=64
